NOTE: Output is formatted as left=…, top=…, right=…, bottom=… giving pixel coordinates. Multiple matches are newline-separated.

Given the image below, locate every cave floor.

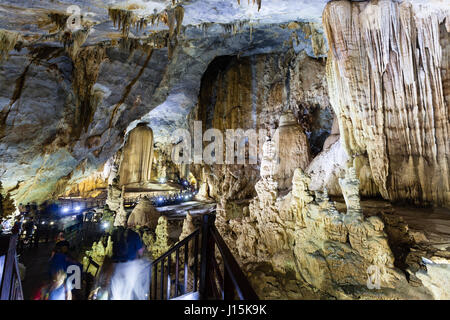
left=333, top=199, right=450, bottom=262
left=393, top=206, right=450, bottom=249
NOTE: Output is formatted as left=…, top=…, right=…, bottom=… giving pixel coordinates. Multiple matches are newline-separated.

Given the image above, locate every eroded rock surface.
left=216, top=136, right=434, bottom=299
left=127, top=197, right=160, bottom=230
left=324, top=0, right=450, bottom=206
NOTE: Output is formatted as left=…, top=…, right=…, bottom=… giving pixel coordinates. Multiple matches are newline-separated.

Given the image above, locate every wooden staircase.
left=149, top=213, right=258, bottom=300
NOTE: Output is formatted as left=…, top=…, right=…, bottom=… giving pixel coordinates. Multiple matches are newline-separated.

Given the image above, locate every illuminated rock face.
left=190, top=51, right=332, bottom=201
left=0, top=0, right=330, bottom=203
left=113, top=186, right=128, bottom=227
left=274, top=110, right=311, bottom=191
left=118, top=124, right=154, bottom=187
left=217, top=164, right=430, bottom=299
left=215, top=137, right=430, bottom=299
left=323, top=0, right=450, bottom=206
left=127, top=197, right=160, bottom=230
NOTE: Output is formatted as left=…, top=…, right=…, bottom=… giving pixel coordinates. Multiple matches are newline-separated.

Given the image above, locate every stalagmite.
left=323, top=0, right=450, bottom=206
left=113, top=186, right=128, bottom=227
left=273, top=110, right=311, bottom=190
left=127, top=197, right=160, bottom=230
left=179, top=213, right=196, bottom=242
left=106, top=178, right=123, bottom=214
left=151, top=216, right=170, bottom=259
left=118, top=124, right=154, bottom=187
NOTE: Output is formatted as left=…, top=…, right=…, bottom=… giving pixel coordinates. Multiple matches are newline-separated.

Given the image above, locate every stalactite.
left=119, top=124, right=154, bottom=186
left=236, top=0, right=261, bottom=11
left=0, top=29, right=19, bottom=62
left=72, top=46, right=107, bottom=138
left=61, top=28, right=90, bottom=59
left=167, top=9, right=176, bottom=39
left=174, top=5, right=185, bottom=37
left=108, top=7, right=134, bottom=36
left=199, top=22, right=212, bottom=36
left=323, top=0, right=450, bottom=206
left=221, top=20, right=250, bottom=36
left=168, top=39, right=175, bottom=60
left=301, top=22, right=326, bottom=57
left=108, top=4, right=183, bottom=61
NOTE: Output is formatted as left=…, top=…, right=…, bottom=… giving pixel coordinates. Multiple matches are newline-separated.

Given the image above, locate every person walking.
left=89, top=227, right=150, bottom=300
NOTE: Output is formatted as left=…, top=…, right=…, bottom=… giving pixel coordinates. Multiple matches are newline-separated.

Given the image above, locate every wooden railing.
left=0, top=224, right=24, bottom=300
left=149, top=213, right=258, bottom=300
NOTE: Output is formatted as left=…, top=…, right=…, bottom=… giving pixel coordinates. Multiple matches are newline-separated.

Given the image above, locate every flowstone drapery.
left=323, top=0, right=450, bottom=206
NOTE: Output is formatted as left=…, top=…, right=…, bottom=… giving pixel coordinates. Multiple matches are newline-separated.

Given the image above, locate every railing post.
left=199, top=213, right=215, bottom=300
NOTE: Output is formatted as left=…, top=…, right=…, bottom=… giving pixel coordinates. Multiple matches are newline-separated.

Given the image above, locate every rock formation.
left=113, top=186, right=128, bottom=227
left=151, top=216, right=171, bottom=259
left=273, top=110, right=311, bottom=190
left=0, top=0, right=448, bottom=301
left=219, top=163, right=434, bottom=298
left=106, top=179, right=122, bottom=213
left=105, top=180, right=127, bottom=228
left=216, top=132, right=432, bottom=298
left=83, top=235, right=113, bottom=276
left=190, top=51, right=332, bottom=202
left=127, top=197, right=160, bottom=230
left=416, top=262, right=450, bottom=300
left=323, top=0, right=450, bottom=206
left=118, top=123, right=154, bottom=187
left=179, top=213, right=196, bottom=242
left=105, top=178, right=127, bottom=227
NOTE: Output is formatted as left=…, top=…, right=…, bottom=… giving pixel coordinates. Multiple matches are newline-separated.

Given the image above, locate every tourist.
left=89, top=227, right=150, bottom=300
left=35, top=268, right=72, bottom=300
left=22, top=217, right=35, bottom=246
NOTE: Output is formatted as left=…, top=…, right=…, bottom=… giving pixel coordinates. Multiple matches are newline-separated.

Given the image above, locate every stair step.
left=170, top=291, right=200, bottom=300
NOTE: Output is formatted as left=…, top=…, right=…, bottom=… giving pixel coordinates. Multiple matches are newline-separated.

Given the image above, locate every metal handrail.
left=148, top=213, right=258, bottom=300
left=152, top=229, right=200, bottom=266
left=149, top=227, right=200, bottom=300
left=210, top=225, right=258, bottom=300
left=0, top=223, right=24, bottom=300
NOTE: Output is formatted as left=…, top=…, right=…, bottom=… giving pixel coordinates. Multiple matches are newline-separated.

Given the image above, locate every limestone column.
left=119, top=123, right=154, bottom=186
left=273, top=110, right=311, bottom=190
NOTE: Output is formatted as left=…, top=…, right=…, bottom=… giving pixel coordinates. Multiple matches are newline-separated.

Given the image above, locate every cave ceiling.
left=0, top=0, right=329, bottom=203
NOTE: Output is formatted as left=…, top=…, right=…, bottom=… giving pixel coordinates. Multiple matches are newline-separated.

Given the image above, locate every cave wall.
left=0, top=45, right=167, bottom=203
left=0, top=13, right=327, bottom=204
left=190, top=50, right=333, bottom=201
left=118, top=123, right=154, bottom=186
left=323, top=0, right=450, bottom=206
